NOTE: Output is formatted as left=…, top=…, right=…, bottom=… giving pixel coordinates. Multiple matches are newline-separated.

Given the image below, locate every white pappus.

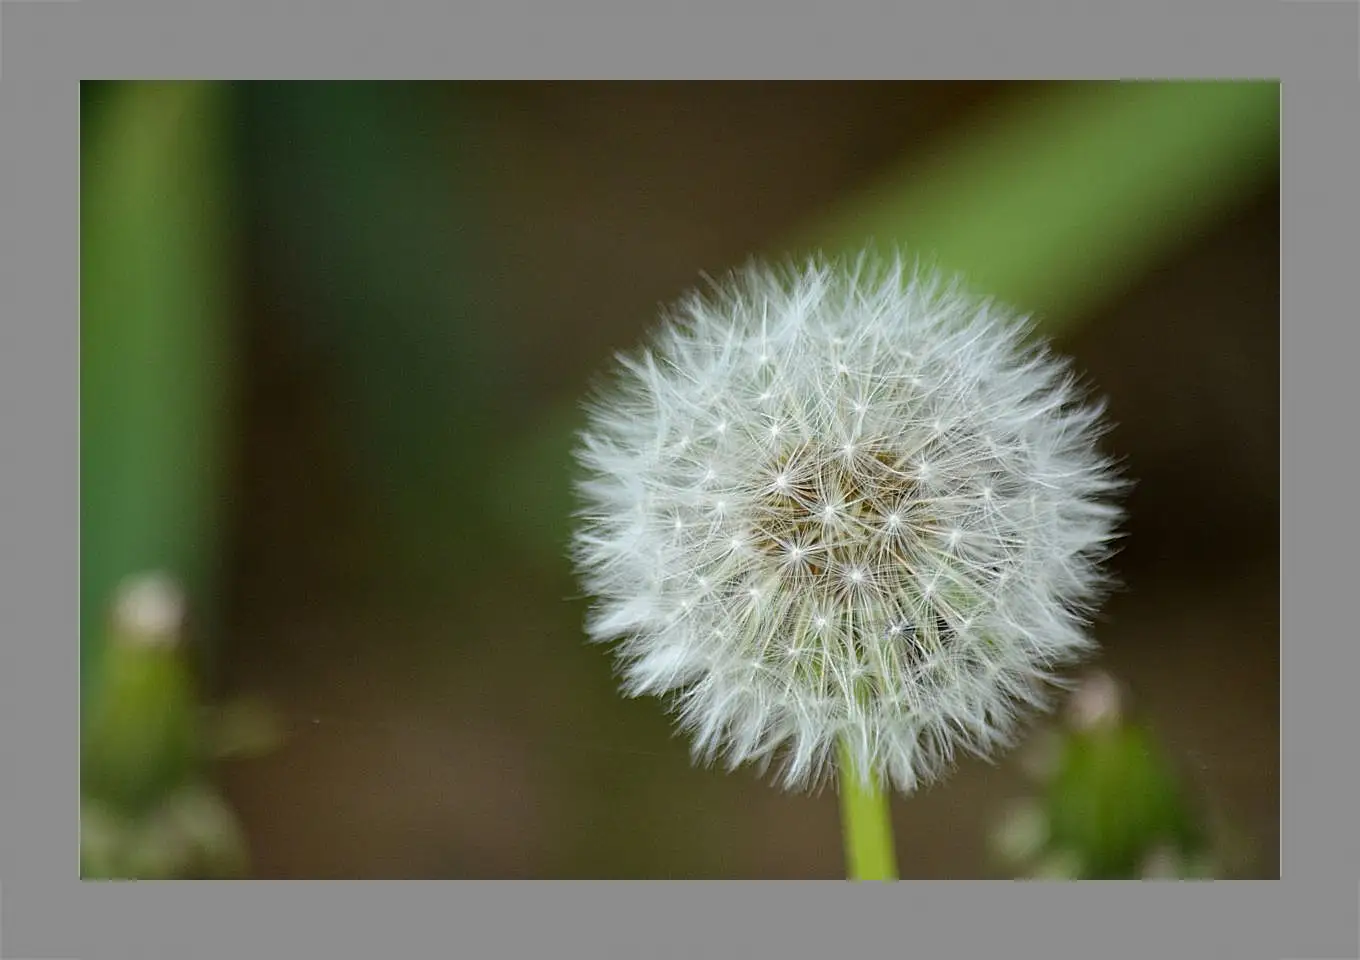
left=571, top=252, right=1125, bottom=795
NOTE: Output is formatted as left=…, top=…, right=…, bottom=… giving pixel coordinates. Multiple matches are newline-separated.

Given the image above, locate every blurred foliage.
left=81, top=575, right=253, bottom=880
left=81, top=82, right=293, bottom=879
left=794, top=81, right=1279, bottom=334
left=81, top=580, right=202, bottom=814
left=82, top=784, right=249, bottom=881
left=990, top=672, right=1232, bottom=880
left=81, top=81, right=238, bottom=703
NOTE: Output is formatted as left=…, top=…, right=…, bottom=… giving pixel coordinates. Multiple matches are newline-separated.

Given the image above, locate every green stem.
left=81, top=82, right=236, bottom=706
left=837, top=739, right=899, bottom=880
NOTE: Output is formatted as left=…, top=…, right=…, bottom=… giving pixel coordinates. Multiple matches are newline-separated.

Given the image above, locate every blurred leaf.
left=789, top=80, right=1279, bottom=334
left=209, top=696, right=288, bottom=761
left=81, top=82, right=238, bottom=703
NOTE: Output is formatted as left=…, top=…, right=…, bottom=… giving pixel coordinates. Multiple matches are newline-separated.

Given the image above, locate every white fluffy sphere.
left=572, top=253, right=1124, bottom=794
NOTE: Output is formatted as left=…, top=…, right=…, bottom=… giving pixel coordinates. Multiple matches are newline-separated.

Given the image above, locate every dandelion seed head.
left=572, top=252, right=1124, bottom=794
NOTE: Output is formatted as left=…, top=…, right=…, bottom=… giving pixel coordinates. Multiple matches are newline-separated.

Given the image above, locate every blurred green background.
left=81, top=80, right=1279, bottom=879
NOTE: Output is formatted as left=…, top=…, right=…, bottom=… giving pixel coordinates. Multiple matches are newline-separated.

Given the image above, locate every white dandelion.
left=571, top=252, right=1124, bottom=795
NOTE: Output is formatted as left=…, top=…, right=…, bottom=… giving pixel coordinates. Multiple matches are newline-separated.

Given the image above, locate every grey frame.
left=1, top=1, right=1341, bottom=958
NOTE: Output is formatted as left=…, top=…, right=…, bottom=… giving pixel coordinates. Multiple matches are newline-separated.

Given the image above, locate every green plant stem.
left=81, top=82, right=236, bottom=705
left=838, top=739, right=899, bottom=880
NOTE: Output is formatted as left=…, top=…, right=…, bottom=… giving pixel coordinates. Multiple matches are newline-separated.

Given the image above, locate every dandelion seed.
left=572, top=251, right=1124, bottom=794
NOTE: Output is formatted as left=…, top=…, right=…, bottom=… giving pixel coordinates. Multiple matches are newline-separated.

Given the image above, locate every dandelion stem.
left=838, top=738, right=899, bottom=880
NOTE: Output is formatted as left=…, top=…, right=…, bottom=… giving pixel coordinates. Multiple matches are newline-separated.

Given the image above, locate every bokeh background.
left=80, top=80, right=1279, bottom=879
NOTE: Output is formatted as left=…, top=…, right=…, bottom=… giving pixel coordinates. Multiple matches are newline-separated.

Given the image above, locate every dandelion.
left=571, top=251, right=1123, bottom=876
